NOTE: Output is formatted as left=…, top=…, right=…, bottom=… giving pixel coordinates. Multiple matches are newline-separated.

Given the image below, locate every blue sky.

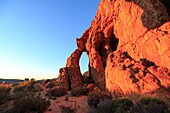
left=0, top=0, right=100, bottom=80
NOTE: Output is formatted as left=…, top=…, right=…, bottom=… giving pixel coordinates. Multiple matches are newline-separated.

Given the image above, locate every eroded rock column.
left=57, top=40, right=84, bottom=90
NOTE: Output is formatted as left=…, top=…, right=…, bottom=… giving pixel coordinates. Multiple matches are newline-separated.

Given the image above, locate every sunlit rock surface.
left=57, top=0, right=170, bottom=101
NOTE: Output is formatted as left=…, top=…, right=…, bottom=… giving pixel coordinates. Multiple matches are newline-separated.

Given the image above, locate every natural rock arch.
left=57, top=28, right=119, bottom=90
left=57, top=37, right=86, bottom=90
left=57, top=0, right=170, bottom=105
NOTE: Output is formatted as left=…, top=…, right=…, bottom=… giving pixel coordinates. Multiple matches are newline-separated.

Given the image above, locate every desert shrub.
left=88, top=97, right=169, bottom=113
left=13, top=85, right=36, bottom=93
left=44, top=79, right=51, bottom=84
left=13, top=85, right=25, bottom=93
left=130, top=103, right=148, bottom=113
left=27, top=83, right=37, bottom=92
left=24, top=78, right=29, bottom=81
left=88, top=92, right=100, bottom=108
left=111, top=98, right=134, bottom=113
left=7, top=95, right=50, bottom=113
left=30, top=78, right=35, bottom=82
left=13, top=81, right=37, bottom=93
left=47, top=87, right=67, bottom=97
left=60, top=106, right=75, bottom=113
left=45, top=82, right=56, bottom=89
left=12, top=83, right=19, bottom=87
left=88, top=91, right=112, bottom=108
left=0, top=92, right=10, bottom=105
left=0, top=83, right=11, bottom=93
left=0, top=83, right=28, bottom=105
left=88, top=107, right=98, bottom=113
left=88, top=96, right=169, bottom=113
left=97, top=99, right=112, bottom=113
left=9, top=92, right=27, bottom=100
left=129, top=97, right=170, bottom=113
left=33, top=84, right=44, bottom=92
left=71, top=86, right=89, bottom=96
left=139, top=97, right=169, bottom=113
left=0, top=84, right=11, bottom=104
left=87, top=83, right=97, bottom=92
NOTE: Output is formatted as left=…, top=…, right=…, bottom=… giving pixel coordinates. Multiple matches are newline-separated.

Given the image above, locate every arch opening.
left=80, top=52, right=89, bottom=76
left=79, top=52, right=94, bottom=84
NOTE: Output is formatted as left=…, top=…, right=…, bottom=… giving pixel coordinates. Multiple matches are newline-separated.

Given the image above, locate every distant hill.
left=0, top=79, right=24, bottom=83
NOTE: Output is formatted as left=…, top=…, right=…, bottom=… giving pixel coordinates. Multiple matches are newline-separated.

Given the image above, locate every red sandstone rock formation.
left=57, top=45, right=83, bottom=90
left=57, top=0, right=170, bottom=101
left=106, top=51, right=170, bottom=98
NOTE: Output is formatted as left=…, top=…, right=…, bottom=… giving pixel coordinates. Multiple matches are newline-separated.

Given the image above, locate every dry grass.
left=0, top=83, right=12, bottom=105
left=0, top=83, right=12, bottom=92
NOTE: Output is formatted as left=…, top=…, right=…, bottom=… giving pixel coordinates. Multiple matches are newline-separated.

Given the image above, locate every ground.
left=0, top=82, right=91, bottom=113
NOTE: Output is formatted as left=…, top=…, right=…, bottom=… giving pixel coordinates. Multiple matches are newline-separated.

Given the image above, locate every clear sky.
left=0, top=0, right=100, bottom=80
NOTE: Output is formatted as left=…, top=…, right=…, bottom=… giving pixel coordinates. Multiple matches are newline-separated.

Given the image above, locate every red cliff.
left=57, top=0, right=170, bottom=101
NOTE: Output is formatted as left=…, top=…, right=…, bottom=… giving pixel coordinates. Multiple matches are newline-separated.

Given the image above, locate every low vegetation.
left=137, top=97, right=169, bottom=113
left=13, top=81, right=38, bottom=93
left=110, top=98, right=134, bottom=113
left=0, top=83, right=12, bottom=105
left=6, top=95, right=50, bottom=113
left=44, top=79, right=51, bottom=84
left=45, top=81, right=56, bottom=89
left=87, top=95, right=170, bottom=113
left=46, top=86, right=67, bottom=97
left=88, top=90, right=112, bottom=108
left=0, top=80, right=49, bottom=113
left=60, top=106, right=75, bottom=113
left=71, top=86, right=89, bottom=97
left=1, top=80, right=169, bottom=113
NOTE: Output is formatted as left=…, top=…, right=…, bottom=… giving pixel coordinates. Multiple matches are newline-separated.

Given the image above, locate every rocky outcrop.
left=57, top=0, right=170, bottom=101
left=106, top=51, right=170, bottom=98
left=57, top=45, right=83, bottom=90
left=95, top=0, right=170, bottom=95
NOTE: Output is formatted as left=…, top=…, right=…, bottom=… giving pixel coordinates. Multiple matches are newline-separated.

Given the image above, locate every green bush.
left=7, top=95, right=50, bottom=113
left=139, top=97, right=169, bottom=113
left=71, top=86, right=89, bottom=96
left=87, top=96, right=169, bottom=113
left=97, top=99, right=112, bottom=113
left=130, top=103, right=148, bottom=113
left=111, top=98, right=134, bottom=113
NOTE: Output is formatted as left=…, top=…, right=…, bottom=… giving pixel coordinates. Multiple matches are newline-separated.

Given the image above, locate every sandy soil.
left=32, top=83, right=90, bottom=113
left=0, top=83, right=91, bottom=113
left=44, top=95, right=89, bottom=113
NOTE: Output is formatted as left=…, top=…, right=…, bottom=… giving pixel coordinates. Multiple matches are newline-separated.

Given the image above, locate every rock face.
left=106, top=51, right=170, bottom=98
left=57, top=44, right=84, bottom=90
left=57, top=0, right=170, bottom=100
